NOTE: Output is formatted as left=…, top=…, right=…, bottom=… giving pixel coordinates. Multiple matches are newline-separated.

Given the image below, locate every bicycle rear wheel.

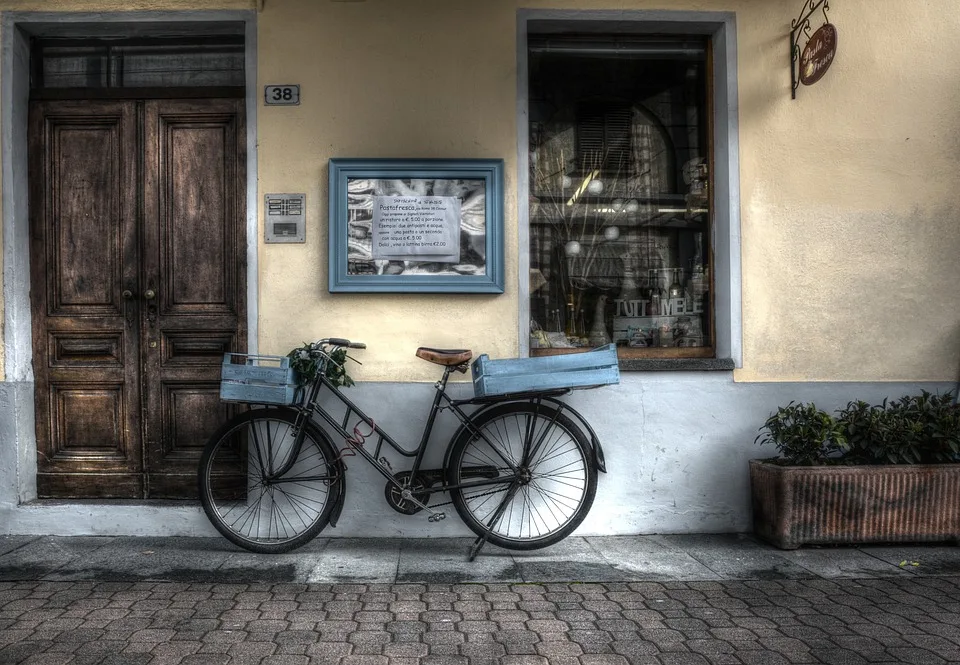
left=198, top=407, right=340, bottom=554
left=446, top=402, right=597, bottom=550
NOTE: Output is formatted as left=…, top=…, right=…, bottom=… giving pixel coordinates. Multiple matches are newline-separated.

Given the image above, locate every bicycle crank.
left=384, top=472, right=431, bottom=515
left=399, top=487, right=446, bottom=522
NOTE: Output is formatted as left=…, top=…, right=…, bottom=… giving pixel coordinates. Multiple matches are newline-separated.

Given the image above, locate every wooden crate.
left=220, top=353, right=298, bottom=405
left=472, top=344, right=619, bottom=398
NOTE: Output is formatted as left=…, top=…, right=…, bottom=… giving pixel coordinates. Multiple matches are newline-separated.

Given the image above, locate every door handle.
left=143, top=289, right=158, bottom=328
left=122, top=289, right=135, bottom=328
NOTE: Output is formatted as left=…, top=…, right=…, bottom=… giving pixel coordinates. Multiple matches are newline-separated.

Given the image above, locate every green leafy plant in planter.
left=756, top=391, right=960, bottom=465
left=751, top=390, right=960, bottom=549
left=837, top=391, right=960, bottom=464
left=754, top=401, right=847, bottom=466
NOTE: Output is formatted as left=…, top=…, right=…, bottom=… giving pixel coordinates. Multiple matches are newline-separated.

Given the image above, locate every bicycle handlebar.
left=321, top=338, right=366, bottom=350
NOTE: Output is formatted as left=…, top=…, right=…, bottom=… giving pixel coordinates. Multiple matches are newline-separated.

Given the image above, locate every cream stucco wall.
left=2, top=0, right=960, bottom=384
left=256, top=0, right=519, bottom=381
left=256, top=0, right=960, bottom=382
left=735, top=0, right=960, bottom=382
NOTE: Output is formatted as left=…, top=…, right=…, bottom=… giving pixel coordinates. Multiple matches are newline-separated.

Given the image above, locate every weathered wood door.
left=29, top=98, right=246, bottom=499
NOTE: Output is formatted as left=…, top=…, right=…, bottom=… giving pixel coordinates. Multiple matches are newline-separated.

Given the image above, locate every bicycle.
left=198, top=338, right=616, bottom=559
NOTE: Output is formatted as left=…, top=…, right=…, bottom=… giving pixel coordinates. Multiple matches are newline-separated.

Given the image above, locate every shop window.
left=528, top=35, right=714, bottom=360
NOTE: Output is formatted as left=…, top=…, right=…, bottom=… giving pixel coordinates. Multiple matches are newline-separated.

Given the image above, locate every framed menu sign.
left=328, top=158, right=504, bottom=293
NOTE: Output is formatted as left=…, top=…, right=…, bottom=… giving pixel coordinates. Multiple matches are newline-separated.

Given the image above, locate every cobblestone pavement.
left=3, top=576, right=960, bottom=665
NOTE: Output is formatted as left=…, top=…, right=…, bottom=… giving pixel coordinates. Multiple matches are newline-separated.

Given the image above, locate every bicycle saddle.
left=416, top=347, right=473, bottom=366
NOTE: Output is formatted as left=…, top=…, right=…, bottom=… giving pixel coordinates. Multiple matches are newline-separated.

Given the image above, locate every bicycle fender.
left=555, top=400, right=607, bottom=474
left=449, top=399, right=607, bottom=473
left=300, top=418, right=348, bottom=528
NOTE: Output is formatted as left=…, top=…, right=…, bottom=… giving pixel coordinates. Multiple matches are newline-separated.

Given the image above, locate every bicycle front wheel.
left=198, top=408, right=340, bottom=554
left=447, top=402, right=597, bottom=550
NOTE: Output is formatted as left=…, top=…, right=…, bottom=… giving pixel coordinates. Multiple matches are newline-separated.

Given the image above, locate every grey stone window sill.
left=619, top=358, right=736, bottom=372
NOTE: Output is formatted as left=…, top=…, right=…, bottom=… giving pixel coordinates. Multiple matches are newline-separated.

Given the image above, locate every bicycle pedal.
left=428, top=512, right=446, bottom=523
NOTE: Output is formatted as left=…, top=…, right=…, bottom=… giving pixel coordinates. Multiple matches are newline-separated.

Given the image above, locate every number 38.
left=266, top=86, right=299, bottom=105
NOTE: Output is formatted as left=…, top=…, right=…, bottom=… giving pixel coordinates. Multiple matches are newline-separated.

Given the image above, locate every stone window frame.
left=516, top=9, right=742, bottom=371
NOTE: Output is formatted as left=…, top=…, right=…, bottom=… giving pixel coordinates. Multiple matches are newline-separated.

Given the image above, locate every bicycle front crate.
left=220, top=353, right=298, bottom=405
left=471, top=343, right=620, bottom=398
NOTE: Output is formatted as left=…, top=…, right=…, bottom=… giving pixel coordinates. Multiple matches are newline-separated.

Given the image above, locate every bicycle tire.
left=198, top=407, right=341, bottom=554
left=446, top=402, right=597, bottom=550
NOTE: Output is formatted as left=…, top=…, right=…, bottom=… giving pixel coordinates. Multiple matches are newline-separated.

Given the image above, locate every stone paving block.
left=737, top=652, right=794, bottom=665
left=176, top=655, right=231, bottom=665
left=21, top=654, right=74, bottom=665
left=499, top=656, right=549, bottom=665
left=305, top=641, right=353, bottom=658
left=100, top=654, right=154, bottom=665
left=259, top=656, right=309, bottom=665
left=580, top=655, right=633, bottom=665
left=534, top=639, right=583, bottom=657
left=808, top=648, right=871, bottom=664
left=420, top=655, right=468, bottom=665
left=497, top=620, right=527, bottom=632
left=657, top=653, right=711, bottom=664
left=383, top=641, right=429, bottom=657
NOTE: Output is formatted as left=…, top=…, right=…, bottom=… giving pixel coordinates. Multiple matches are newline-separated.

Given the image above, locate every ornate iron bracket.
left=791, top=0, right=830, bottom=99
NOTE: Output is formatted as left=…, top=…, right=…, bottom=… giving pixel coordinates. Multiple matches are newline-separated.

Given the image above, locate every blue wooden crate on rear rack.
left=220, top=353, right=299, bottom=405
left=471, top=343, right=620, bottom=398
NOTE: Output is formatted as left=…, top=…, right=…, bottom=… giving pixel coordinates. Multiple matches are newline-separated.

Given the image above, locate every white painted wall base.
left=1, top=376, right=951, bottom=539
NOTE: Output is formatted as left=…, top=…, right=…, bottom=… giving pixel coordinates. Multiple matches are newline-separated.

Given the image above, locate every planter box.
left=750, top=459, right=960, bottom=549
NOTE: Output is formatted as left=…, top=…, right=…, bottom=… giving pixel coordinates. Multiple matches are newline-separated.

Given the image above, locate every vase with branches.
left=531, top=148, right=643, bottom=345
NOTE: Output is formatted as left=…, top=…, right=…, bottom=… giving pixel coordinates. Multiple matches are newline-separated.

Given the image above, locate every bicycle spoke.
left=249, top=420, right=269, bottom=478
left=200, top=411, right=337, bottom=553
left=451, top=403, right=596, bottom=549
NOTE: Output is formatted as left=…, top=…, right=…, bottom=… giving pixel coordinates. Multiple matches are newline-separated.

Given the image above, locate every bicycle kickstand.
left=468, top=481, right=521, bottom=562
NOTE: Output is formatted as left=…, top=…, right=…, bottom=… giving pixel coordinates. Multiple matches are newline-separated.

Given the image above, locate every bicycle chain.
left=325, top=461, right=513, bottom=512
left=427, top=485, right=512, bottom=510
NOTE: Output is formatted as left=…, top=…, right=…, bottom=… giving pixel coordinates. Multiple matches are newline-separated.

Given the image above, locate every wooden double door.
left=29, top=98, right=247, bottom=499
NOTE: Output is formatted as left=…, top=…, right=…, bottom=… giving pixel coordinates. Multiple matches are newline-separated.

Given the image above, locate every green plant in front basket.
left=323, top=347, right=356, bottom=388
left=287, top=343, right=355, bottom=388
left=755, top=401, right=847, bottom=466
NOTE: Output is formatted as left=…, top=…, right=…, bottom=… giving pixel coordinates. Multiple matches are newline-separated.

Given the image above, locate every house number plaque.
left=264, top=84, right=300, bottom=105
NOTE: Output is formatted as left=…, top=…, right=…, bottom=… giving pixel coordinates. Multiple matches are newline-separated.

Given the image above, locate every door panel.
left=29, top=98, right=246, bottom=500
left=49, top=125, right=123, bottom=312
left=142, top=99, right=246, bottom=498
left=29, top=100, right=142, bottom=498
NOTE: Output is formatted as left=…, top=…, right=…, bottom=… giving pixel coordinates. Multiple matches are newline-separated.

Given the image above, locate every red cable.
left=334, top=418, right=376, bottom=467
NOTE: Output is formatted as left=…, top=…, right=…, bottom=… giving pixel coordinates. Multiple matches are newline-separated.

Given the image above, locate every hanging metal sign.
left=790, top=0, right=836, bottom=99
left=799, top=22, right=837, bottom=86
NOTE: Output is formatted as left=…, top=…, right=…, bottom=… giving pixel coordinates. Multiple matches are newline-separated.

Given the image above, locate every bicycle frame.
left=270, top=357, right=564, bottom=498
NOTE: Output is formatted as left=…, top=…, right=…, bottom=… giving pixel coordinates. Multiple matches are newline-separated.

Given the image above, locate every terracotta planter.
left=750, top=459, right=960, bottom=549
